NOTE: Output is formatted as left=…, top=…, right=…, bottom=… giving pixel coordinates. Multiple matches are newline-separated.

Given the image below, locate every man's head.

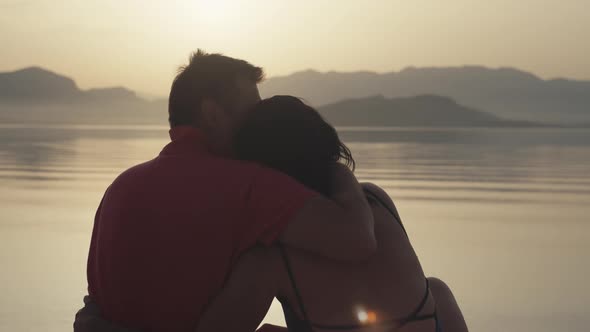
left=168, top=50, right=264, bottom=155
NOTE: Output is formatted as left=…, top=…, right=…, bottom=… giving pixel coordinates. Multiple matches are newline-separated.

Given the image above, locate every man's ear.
left=199, top=99, right=222, bottom=129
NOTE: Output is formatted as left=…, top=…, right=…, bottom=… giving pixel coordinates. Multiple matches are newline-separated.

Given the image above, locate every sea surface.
left=1, top=125, right=589, bottom=332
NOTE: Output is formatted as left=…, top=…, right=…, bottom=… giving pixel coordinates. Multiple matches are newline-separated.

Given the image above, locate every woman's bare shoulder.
left=360, top=182, right=397, bottom=210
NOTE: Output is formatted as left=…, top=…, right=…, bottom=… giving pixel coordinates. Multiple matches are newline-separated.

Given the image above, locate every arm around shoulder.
left=279, top=164, right=377, bottom=261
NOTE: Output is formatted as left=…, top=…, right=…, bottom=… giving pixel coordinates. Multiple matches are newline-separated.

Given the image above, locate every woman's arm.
left=195, top=247, right=283, bottom=332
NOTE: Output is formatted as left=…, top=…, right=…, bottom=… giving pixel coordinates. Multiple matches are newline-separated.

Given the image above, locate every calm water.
left=1, top=125, right=589, bottom=332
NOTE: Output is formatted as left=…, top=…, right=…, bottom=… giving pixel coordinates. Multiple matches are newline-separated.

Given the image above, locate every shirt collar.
left=160, top=125, right=209, bottom=156
left=169, top=125, right=204, bottom=142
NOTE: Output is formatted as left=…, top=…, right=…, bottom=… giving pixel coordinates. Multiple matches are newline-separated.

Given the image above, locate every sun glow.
left=145, top=0, right=254, bottom=51
left=185, top=0, right=241, bottom=24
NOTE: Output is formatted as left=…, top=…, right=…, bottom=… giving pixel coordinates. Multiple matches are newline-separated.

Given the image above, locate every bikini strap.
left=398, top=278, right=437, bottom=326
left=278, top=191, right=436, bottom=331
left=279, top=244, right=375, bottom=331
left=362, top=187, right=408, bottom=237
left=278, top=249, right=437, bottom=331
left=278, top=244, right=312, bottom=323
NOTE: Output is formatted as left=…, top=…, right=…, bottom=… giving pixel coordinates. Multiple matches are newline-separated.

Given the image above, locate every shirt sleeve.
left=240, top=165, right=318, bottom=249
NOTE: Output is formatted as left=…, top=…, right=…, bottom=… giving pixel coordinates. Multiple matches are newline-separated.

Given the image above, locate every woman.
left=196, top=96, right=468, bottom=332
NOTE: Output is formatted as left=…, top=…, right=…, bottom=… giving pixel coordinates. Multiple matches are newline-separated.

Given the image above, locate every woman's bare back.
left=276, top=184, right=437, bottom=331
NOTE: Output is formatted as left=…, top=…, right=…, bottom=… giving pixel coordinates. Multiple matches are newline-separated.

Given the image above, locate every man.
left=75, top=50, right=375, bottom=332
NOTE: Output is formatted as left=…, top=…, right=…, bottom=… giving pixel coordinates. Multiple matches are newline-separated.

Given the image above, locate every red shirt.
left=87, top=126, right=316, bottom=331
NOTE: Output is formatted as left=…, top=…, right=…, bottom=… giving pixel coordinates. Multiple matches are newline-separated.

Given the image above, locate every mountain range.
left=1, top=66, right=588, bottom=126
left=260, top=67, right=590, bottom=124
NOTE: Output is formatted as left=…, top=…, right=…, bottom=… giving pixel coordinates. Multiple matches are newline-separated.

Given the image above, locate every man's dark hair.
left=168, top=50, right=264, bottom=127
left=234, top=96, right=355, bottom=196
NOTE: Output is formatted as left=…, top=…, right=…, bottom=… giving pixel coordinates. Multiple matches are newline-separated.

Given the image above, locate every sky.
left=0, top=0, right=588, bottom=96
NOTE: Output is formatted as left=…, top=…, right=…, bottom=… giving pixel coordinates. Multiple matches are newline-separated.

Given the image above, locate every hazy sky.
left=1, top=0, right=588, bottom=96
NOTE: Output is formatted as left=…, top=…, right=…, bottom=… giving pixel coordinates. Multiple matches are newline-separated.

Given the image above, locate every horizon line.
left=2, top=64, right=589, bottom=98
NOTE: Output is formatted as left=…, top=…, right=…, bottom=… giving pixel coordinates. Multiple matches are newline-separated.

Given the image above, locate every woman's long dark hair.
left=234, top=95, right=355, bottom=196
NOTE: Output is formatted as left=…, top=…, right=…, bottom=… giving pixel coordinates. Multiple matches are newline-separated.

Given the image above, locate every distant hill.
left=317, top=95, right=535, bottom=127
left=260, top=66, right=590, bottom=124
left=0, top=67, right=80, bottom=101
left=0, top=67, right=167, bottom=124
left=0, top=67, right=143, bottom=103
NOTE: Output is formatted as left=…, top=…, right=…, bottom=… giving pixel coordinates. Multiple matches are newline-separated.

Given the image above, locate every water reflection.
left=1, top=127, right=589, bottom=200
left=0, top=127, right=79, bottom=169
left=0, top=126, right=168, bottom=181
left=1, top=126, right=589, bottom=332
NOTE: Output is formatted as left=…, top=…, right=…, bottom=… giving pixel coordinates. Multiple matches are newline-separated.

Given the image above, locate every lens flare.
left=367, top=311, right=377, bottom=323
left=357, top=310, right=368, bottom=323
left=357, top=309, right=378, bottom=324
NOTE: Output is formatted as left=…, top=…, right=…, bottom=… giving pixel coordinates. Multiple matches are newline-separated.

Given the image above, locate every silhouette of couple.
left=74, top=50, right=467, bottom=332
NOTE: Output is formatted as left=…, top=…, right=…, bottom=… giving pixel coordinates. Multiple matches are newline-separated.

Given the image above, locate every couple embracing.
left=74, top=50, right=467, bottom=332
